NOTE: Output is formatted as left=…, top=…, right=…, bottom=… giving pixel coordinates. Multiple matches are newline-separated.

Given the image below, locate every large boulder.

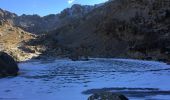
left=88, top=92, right=128, bottom=100
left=0, top=52, right=19, bottom=77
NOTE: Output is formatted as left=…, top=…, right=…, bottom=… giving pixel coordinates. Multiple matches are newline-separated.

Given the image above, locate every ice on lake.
left=0, top=58, right=170, bottom=100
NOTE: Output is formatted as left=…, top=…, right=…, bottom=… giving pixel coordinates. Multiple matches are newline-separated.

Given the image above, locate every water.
left=0, top=58, right=170, bottom=100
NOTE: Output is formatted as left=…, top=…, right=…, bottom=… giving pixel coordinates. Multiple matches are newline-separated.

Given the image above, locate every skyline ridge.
left=0, top=0, right=108, bottom=16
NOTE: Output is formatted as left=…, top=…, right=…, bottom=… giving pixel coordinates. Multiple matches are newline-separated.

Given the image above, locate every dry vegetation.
left=0, top=21, right=40, bottom=61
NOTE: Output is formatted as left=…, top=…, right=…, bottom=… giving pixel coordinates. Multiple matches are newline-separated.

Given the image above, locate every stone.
left=0, top=52, right=19, bottom=77
left=88, top=92, right=128, bottom=100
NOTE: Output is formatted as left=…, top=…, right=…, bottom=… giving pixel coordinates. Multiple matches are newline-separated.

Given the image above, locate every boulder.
left=0, top=52, right=19, bottom=77
left=88, top=92, right=128, bottom=100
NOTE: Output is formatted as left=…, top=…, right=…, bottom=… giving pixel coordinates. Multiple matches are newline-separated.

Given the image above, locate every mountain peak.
left=0, top=8, right=17, bottom=20
left=59, top=4, right=94, bottom=18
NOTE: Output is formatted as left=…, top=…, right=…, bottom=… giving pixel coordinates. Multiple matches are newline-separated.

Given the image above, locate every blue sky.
left=0, top=0, right=108, bottom=16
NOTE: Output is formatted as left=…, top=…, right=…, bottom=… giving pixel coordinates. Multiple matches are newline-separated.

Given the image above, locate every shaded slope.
left=36, top=0, right=170, bottom=61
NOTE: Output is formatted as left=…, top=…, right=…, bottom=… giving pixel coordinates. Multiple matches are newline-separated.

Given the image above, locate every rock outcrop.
left=0, top=52, right=19, bottom=77
left=88, top=92, right=128, bottom=100
left=0, top=21, right=40, bottom=61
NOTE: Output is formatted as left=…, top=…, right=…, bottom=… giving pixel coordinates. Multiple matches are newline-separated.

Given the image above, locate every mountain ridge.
left=0, top=0, right=170, bottom=62
left=1, top=4, right=97, bottom=34
left=36, top=0, right=170, bottom=61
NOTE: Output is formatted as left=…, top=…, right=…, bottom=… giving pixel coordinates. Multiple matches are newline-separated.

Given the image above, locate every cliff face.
left=0, top=0, right=170, bottom=61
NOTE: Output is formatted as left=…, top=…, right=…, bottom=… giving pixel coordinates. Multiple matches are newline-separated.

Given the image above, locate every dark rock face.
left=0, top=52, right=19, bottom=77
left=88, top=92, right=128, bottom=100
left=35, top=0, right=170, bottom=61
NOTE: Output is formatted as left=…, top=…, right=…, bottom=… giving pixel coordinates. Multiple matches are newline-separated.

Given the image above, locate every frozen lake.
left=0, top=58, right=170, bottom=100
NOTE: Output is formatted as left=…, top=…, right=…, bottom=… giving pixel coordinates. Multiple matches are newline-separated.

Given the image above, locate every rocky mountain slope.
left=33, top=0, right=170, bottom=62
left=5, top=4, right=94, bottom=34
left=0, top=0, right=170, bottom=62
left=0, top=4, right=96, bottom=61
left=0, top=8, right=17, bottom=23
left=0, top=20, right=40, bottom=61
